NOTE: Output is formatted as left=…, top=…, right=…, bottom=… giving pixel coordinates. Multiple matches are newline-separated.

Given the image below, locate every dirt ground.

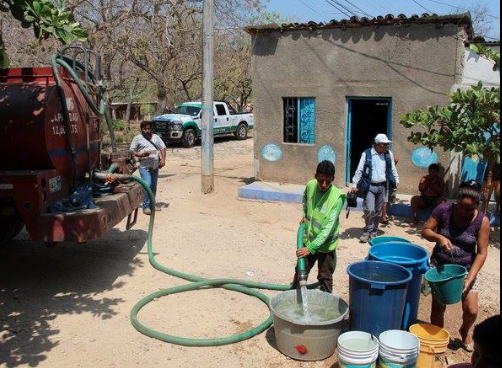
left=0, top=137, right=500, bottom=368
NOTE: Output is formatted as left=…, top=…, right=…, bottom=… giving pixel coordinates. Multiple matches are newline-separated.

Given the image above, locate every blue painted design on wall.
left=261, top=144, right=283, bottom=162
left=318, top=145, right=336, bottom=164
left=411, top=147, right=438, bottom=168
left=298, top=98, right=316, bottom=144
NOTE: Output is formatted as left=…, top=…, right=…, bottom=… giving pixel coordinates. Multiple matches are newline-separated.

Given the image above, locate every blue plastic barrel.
left=369, top=236, right=412, bottom=247
left=347, top=261, right=413, bottom=337
left=368, top=242, right=430, bottom=329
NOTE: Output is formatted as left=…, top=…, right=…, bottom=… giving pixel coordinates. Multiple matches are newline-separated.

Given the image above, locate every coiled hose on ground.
left=128, top=176, right=316, bottom=347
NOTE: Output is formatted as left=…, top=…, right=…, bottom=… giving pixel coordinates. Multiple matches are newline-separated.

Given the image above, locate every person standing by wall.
left=292, top=161, right=346, bottom=294
left=484, top=163, right=500, bottom=215
left=130, top=121, right=167, bottom=215
left=350, top=134, right=399, bottom=243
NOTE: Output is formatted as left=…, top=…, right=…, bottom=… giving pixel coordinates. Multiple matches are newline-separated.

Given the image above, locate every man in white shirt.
left=350, top=134, right=399, bottom=243
left=130, top=121, right=167, bottom=215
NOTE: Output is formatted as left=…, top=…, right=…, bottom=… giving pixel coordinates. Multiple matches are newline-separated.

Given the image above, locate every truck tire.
left=235, top=123, right=248, bottom=140
left=0, top=218, right=24, bottom=246
left=182, top=128, right=197, bottom=148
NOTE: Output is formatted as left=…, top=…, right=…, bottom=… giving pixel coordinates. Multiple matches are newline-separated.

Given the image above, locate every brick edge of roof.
left=245, top=12, right=473, bottom=38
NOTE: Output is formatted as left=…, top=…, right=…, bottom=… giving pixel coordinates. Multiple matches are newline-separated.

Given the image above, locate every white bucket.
left=378, top=330, right=420, bottom=368
left=338, top=331, right=380, bottom=368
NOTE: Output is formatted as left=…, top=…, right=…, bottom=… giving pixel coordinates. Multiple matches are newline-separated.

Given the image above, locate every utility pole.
left=201, top=0, right=215, bottom=194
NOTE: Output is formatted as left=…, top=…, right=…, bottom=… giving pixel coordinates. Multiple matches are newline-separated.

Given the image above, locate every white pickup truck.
left=152, top=101, right=254, bottom=148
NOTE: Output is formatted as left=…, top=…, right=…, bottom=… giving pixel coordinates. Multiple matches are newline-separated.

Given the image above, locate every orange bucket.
left=410, top=324, right=450, bottom=368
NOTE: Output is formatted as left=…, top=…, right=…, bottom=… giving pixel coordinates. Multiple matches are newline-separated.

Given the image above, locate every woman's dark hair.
left=140, top=121, right=153, bottom=129
left=473, top=315, right=500, bottom=363
left=460, top=180, right=482, bottom=192
left=429, top=163, right=440, bottom=172
left=317, top=161, right=335, bottom=177
left=457, top=187, right=482, bottom=204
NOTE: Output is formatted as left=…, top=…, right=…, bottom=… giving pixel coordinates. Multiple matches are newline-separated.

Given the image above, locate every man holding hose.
left=292, top=161, right=346, bottom=294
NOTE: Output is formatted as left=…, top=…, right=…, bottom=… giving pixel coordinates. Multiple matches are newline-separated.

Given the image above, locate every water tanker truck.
left=0, top=48, right=143, bottom=245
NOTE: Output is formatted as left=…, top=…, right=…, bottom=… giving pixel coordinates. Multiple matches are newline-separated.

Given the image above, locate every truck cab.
left=152, top=101, right=254, bottom=148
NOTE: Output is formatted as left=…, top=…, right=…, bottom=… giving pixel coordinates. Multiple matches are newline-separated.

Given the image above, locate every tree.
left=0, top=0, right=87, bottom=67
left=468, top=1, right=495, bottom=39
left=401, top=46, right=500, bottom=211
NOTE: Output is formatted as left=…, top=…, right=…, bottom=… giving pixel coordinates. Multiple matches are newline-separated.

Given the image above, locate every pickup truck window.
left=283, top=97, right=316, bottom=144
left=174, top=105, right=201, bottom=117
left=227, top=104, right=237, bottom=115
left=215, top=104, right=227, bottom=116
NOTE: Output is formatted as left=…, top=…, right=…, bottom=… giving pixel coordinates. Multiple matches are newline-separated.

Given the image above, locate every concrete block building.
left=245, top=13, right=480, bottom=194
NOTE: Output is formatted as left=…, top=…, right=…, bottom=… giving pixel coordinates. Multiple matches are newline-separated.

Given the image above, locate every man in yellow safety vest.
left=292, top=161, right=347, bottom=293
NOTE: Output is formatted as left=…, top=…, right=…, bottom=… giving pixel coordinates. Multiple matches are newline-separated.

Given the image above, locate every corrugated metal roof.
left=245, top=13, right=473, bottom=37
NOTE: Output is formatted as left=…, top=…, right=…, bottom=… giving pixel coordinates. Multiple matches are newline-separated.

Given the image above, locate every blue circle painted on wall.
left=261, top=144, right=283, bottom=162
left=318, top=145, right=336, bottom=164
left=412, top=147, right=438, bottom=168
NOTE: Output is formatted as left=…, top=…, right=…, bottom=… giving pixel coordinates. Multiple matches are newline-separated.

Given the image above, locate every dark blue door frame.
left=345, top=97, right=393, bottom=184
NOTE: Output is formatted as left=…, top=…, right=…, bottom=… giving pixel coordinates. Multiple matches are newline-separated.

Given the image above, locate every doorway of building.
left=346, top=98, right=392, bottom=183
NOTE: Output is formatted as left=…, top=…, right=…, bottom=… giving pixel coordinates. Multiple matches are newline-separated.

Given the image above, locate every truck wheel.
left=182, top=129, right=196, bottom=148
left=235, top=123, right=248, bottom=140
left=0, top=218, right=24, bottom=246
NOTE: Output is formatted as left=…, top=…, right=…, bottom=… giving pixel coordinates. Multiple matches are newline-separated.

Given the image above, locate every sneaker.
left=155, top=205, right=162, bottom=212
left=143, top=208, right=152, bottom=215
left=359, top=233, right=371, bottom=243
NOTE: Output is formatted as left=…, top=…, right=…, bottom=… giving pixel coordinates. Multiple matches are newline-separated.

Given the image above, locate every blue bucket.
left=347, top=261, right=413, bottom=337
left=368, top=242, right=430, bottom=329
left=369, top=236, right=412, bottom=247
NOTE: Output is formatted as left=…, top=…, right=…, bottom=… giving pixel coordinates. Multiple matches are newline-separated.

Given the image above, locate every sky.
left=266, top=0, right=501, bottom=39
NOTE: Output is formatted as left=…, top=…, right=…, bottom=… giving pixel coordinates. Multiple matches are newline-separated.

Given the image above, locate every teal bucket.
left=368, top=237, right=412, bottom=247
left=425, top=265, right=468, bottom=305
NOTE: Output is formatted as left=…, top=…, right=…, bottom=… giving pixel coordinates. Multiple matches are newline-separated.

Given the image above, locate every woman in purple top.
left=422, top=183, right=490, bottom=352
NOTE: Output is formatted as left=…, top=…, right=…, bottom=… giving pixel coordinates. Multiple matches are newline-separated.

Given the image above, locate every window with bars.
left=283, top=97, right=316, bottom=144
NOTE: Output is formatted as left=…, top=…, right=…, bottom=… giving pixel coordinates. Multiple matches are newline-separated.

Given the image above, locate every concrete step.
left=238, top=181, right=500, bottom=227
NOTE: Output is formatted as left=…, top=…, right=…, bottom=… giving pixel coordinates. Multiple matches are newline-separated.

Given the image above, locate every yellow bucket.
left=410, top=324, right=450, bottom=368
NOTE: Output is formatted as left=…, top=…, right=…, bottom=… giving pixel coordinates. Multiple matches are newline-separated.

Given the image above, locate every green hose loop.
left=51, top=53, right=117, bottom=152
left=128, top=176, right=318, bottom=346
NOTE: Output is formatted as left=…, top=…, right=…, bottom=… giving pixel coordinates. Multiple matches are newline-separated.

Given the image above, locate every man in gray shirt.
left=130, top=121, right=167, bottom=215
left=350, top=134, right=399, bottom=243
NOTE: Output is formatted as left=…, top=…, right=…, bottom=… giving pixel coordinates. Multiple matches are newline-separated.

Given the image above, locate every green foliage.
left=470, top=43, right=501, bottom=71
left=112, top=119, right=126, bottom=132
left=400, top=82, right=500, bottom=161
left=0, top=0, right=87, bottom=67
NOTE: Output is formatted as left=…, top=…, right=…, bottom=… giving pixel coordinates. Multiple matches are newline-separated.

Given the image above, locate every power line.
left=412, top=0, right=434, bottom=13
left=421, top=0, right=501, bottom=20
left=296, top=0, right=329, bottom=19
left=326, top=0, right=363, bottom=18
left=342, top=0, right=373, bottom=18
left=324, top=0, right=352, bottom=18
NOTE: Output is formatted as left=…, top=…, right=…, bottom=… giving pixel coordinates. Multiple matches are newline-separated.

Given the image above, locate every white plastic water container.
left=378, top=330, right=420, bottom=368
left=338, top=331, right=380, bottom=368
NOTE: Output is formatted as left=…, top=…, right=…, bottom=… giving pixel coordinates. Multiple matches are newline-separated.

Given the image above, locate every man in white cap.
left=350, top=134, right=399, bottom=243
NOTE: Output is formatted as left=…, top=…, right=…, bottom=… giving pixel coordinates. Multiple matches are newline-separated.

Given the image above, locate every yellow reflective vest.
left=304, top=180, right=346, bottom=254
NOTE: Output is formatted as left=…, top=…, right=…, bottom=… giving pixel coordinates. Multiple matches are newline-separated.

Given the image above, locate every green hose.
left=51, top=53, right=117, bottom=152
left=129, top=176, right=317, bottom=346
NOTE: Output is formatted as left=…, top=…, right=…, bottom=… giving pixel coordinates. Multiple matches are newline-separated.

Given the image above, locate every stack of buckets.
left=340, top=236, right=454, bottom=368
left=338, top=330, right=421, bottom=368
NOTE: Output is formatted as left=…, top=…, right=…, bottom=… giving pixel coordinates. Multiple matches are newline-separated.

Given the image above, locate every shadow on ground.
left=0, top=228, right=147, bottom=368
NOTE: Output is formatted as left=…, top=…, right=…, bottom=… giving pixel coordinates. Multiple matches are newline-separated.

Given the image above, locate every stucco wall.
left=250, top=23, right=467, bottom=195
